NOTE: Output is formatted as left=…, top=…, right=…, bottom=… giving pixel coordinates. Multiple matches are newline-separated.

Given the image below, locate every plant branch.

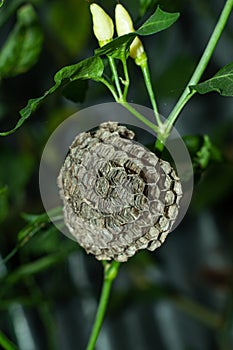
left=140, top=58, right=162, bottom=127
left=86, top=261, right=121, bottom=350
left=164, top=0, right=233, bottom=136
left=108, top=56, right=123, bottom=99
left=119, top=101, right=159, bottom=133
left=121, top=57, right=130, bottom=100
left=98, top=77, right=119, bottom=101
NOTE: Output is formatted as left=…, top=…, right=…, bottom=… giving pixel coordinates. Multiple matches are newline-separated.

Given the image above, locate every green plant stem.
left=98, top=77, right=119, bottom=101
left=86, top=261, right=121, bottom=350
left=164, top=0, right=233, bottom=137
left=119, top=100, right=159, bottom=134
left=140, top=60, right=162, bottom=127
left=108, top=56, right=123, bottom=99
left=121, top=57, right=130, bottom=100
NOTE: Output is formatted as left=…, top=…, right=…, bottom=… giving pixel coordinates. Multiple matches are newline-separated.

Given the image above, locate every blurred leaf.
left=0, top=331, right=18, bottom=350
left=183, top=134, right=222, bottom=170
left=18, top=207, right=62, bottom=242
left=195, top=135, right=222, bottom=168
left=62, top=80, right=88, bottom=103
left=0, top=0, right=4, bottom=8
left=139, top=0, right=158, bottom=17
left=1, top=208, right=63, bottom=265
left=0, top=4, right=43, bottom=78
left=0, top=56, right=104, bottom=136
left=0, top=0, right=42, bottom=27
left=3, top=247, right=76, bottom=287
left=137, top=6, right=180, bottom=35
left=47, top=0, right=90, bottom=57
left=191, top=62, right=233, bottom=96
left=0, top=152, right=34, bottom=200
left=0, top=185, right=8, bottom=223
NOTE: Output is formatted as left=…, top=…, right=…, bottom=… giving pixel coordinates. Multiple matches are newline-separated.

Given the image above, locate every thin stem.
left=108, top=56, right=123, bottom=99
left=140, top=59, right=162, bottom=127
left=121, top=57, right=130, bottom=100
left=165, top=0, right=233, bottom=136
left=119, top=100, right=159, bottom=134
left=86, top=261, right=121, bottom=350
left=98, top=77, right=119, bottom=101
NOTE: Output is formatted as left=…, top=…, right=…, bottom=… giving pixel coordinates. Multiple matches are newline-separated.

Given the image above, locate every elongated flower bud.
left=115, top=4, right=144, bottom=60
left=90, top=3, right=114, bottom=46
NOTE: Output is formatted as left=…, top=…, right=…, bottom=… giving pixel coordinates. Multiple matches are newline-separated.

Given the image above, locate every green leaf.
left=18, top=207, right=62, bottom=242
left=47, top=0, right=90, bottom=57
left=1, top=208, right=63, bottom=265
left=0, top=331, right=18, bottom=350
left=95, top=34, right=135, bottom=60
left=183, top=135, right=222, bottom=170
left=95, top=6, right=180, bottom=60
left=0, top=56, right=104, bottom=136
left=54, top=56, right=104, bottom=82
left=0, top=0, right=41, bottom=28
left=191, top=62, right=233, bottom=96
left=0, top=0, right=4, bottom=8
left=0, top=4, right=43, bottom=78
left=136, top=6, right=180, bottom=35
left=139, top=0, right=158, bottom=17
left=4, top=249, right=76, bottom=286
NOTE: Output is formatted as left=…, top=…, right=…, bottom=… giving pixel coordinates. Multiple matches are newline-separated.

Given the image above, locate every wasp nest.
left=57, top=122, right=182, bottom=262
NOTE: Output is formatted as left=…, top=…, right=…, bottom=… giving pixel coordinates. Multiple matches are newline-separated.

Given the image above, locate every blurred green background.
left=0, top=0, right=233, bottom=349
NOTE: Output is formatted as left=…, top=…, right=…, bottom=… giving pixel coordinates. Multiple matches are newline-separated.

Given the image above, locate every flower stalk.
left=86, top=261, right=121, bottom=350
left=115, top=4, right=162, bottom=126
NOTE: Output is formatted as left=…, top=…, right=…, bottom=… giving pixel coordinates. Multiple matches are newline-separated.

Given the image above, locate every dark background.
left=0, top=0, right=233, bottom=349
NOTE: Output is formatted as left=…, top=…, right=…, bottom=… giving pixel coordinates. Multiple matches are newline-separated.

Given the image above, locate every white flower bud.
left=115, top=4, right=144, bottom=59
left=90, top=3, right=114, bottom=46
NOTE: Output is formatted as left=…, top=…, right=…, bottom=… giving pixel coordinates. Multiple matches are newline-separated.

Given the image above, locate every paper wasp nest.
left=57, top=122, right=182, bottom=262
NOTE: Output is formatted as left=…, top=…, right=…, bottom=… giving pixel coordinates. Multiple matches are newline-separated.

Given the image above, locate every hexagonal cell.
left=165, top=190, right=175, bottom=205
left=147, top=240, right=161, bottom=251
left=166, top=204, right=179, bottom=219
left=95, top=177, right=110, bottom=198
left=148, top=226, right=160, bottom=239
left=173, top=181, right=182, bottom=196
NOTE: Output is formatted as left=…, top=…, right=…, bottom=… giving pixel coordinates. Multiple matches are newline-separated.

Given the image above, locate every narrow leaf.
left=0, top=4, right=43, bottom=78
left=0, top=56, right=104, bottom=136
left=5, top=249, right=76, bottom=286
left=137, top=6, right=180, bottom=35
left=0, top=331, right=18, bottom=350
left=1, top=208, right=63, bottom=265
left=191, top=62, right=233, bottom=96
